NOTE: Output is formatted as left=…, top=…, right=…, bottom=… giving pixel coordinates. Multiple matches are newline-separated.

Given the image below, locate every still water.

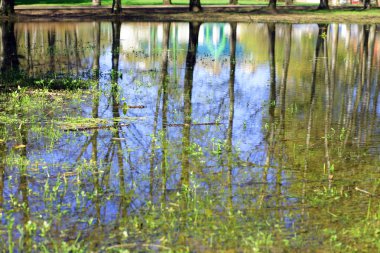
left=0, top=21, right=379, bottom=251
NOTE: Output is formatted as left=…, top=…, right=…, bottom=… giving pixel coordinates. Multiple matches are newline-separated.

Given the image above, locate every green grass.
left=289, top=8, right=380, bottom=15
left=15, top=0, right=317, bottom=6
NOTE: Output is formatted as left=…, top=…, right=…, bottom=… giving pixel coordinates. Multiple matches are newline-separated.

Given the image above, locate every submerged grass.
left=0, top=28, right=379, bottom=251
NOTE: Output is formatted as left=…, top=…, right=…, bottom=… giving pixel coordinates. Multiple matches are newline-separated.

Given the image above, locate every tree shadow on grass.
left=16, top=0, right=89, bottom=4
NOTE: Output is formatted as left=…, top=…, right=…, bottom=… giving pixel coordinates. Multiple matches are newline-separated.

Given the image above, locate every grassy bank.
left=14, top=0, right=380, bottom=24
left=16, top=0, right=318, bottom=6
left=12, top=6, right=380, bottom=23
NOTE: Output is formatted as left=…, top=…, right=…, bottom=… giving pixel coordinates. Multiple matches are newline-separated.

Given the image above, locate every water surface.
left=0, top=21, right=379, bottom=251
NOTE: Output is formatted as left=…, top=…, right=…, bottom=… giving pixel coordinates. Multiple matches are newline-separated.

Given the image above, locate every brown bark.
left=1, top=0, right=14, bottom=15
left=189, top=0, right=202, bottom=12
left=318, top=0, right=329, bottom=9
left=268, top=0, right=277, bottom=10
left=268, top=0, right=277, bottom=11
left=1, top=21, right=19, bottom=77
left=112, top=0, right=122, bottom=14
left=363, top=0, right=371, bottom=9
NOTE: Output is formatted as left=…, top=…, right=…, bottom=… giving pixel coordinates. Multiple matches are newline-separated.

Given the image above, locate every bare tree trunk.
left=1, top=0, right=14, bottom=15
left=268, top=0, right=277, bottom=11
left=318, top=0, right=329, bottom=9
left=189, top=0, right=202, bottom=12
left=112, top=0, right=122, bottom=14
left=163, top=0, right=172, bottom=5
left=363, top=0, right=371, bottom=9
left=1, top=21, right=19, bottom=80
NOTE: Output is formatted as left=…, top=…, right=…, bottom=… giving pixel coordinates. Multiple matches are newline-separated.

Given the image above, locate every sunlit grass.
left=15, top=0, right=317, bottom=6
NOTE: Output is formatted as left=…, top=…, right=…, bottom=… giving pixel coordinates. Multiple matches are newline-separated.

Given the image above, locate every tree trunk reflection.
left=181, top=22, right=201, bottom=188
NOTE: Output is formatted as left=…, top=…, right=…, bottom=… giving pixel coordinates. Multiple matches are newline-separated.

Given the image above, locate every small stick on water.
left=105, top=243, right=171, bottom=251
left=62, top=123, right=129, bottom=132
left=166, top=122, right=222, bottom=127
left=355, top=187, right=374, bottom=196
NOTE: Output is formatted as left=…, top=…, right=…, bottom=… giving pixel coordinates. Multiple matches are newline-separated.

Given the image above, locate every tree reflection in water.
left=0, top=21, right=379, bottom=251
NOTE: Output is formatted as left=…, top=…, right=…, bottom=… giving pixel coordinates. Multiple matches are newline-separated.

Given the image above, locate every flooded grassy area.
left=0, top=21, right=379, bottom=252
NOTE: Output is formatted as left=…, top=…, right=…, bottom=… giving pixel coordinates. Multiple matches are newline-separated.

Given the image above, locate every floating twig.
left=105, top=243, right=171, bottom=251
left=355, top=186, right=375, bottom=196
left=127, top=105, right=146, bottom=109
left=61, top=123, right=129, bottom=132
left=166, top=122, right=221, bottom=127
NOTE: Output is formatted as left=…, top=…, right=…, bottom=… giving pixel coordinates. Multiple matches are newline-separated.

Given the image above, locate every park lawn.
left=15, top=0, right=258, bottom=5
left=15, top=0, right=317, bottom=6
left=288, top=8, right=380, bottom=15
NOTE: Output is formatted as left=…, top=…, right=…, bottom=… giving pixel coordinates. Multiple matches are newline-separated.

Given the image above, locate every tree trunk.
left=1, top=0, right=14, bottom=15
left=363, top=0, right=370, bottom=9
left=92, top=0, right=101, bottom=6
left=230, top=0, right=238, bottom=5
left=318, top=0, right=329, bottom=9
left=163, top=0, right=172, bottom=5
left=189, top=0, right=202, bottom=12
left=268, top=0, right=277, bottom=11
left=1, top=21, right=19, bottom=77
left=112, top=0, right=122, bottom=13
